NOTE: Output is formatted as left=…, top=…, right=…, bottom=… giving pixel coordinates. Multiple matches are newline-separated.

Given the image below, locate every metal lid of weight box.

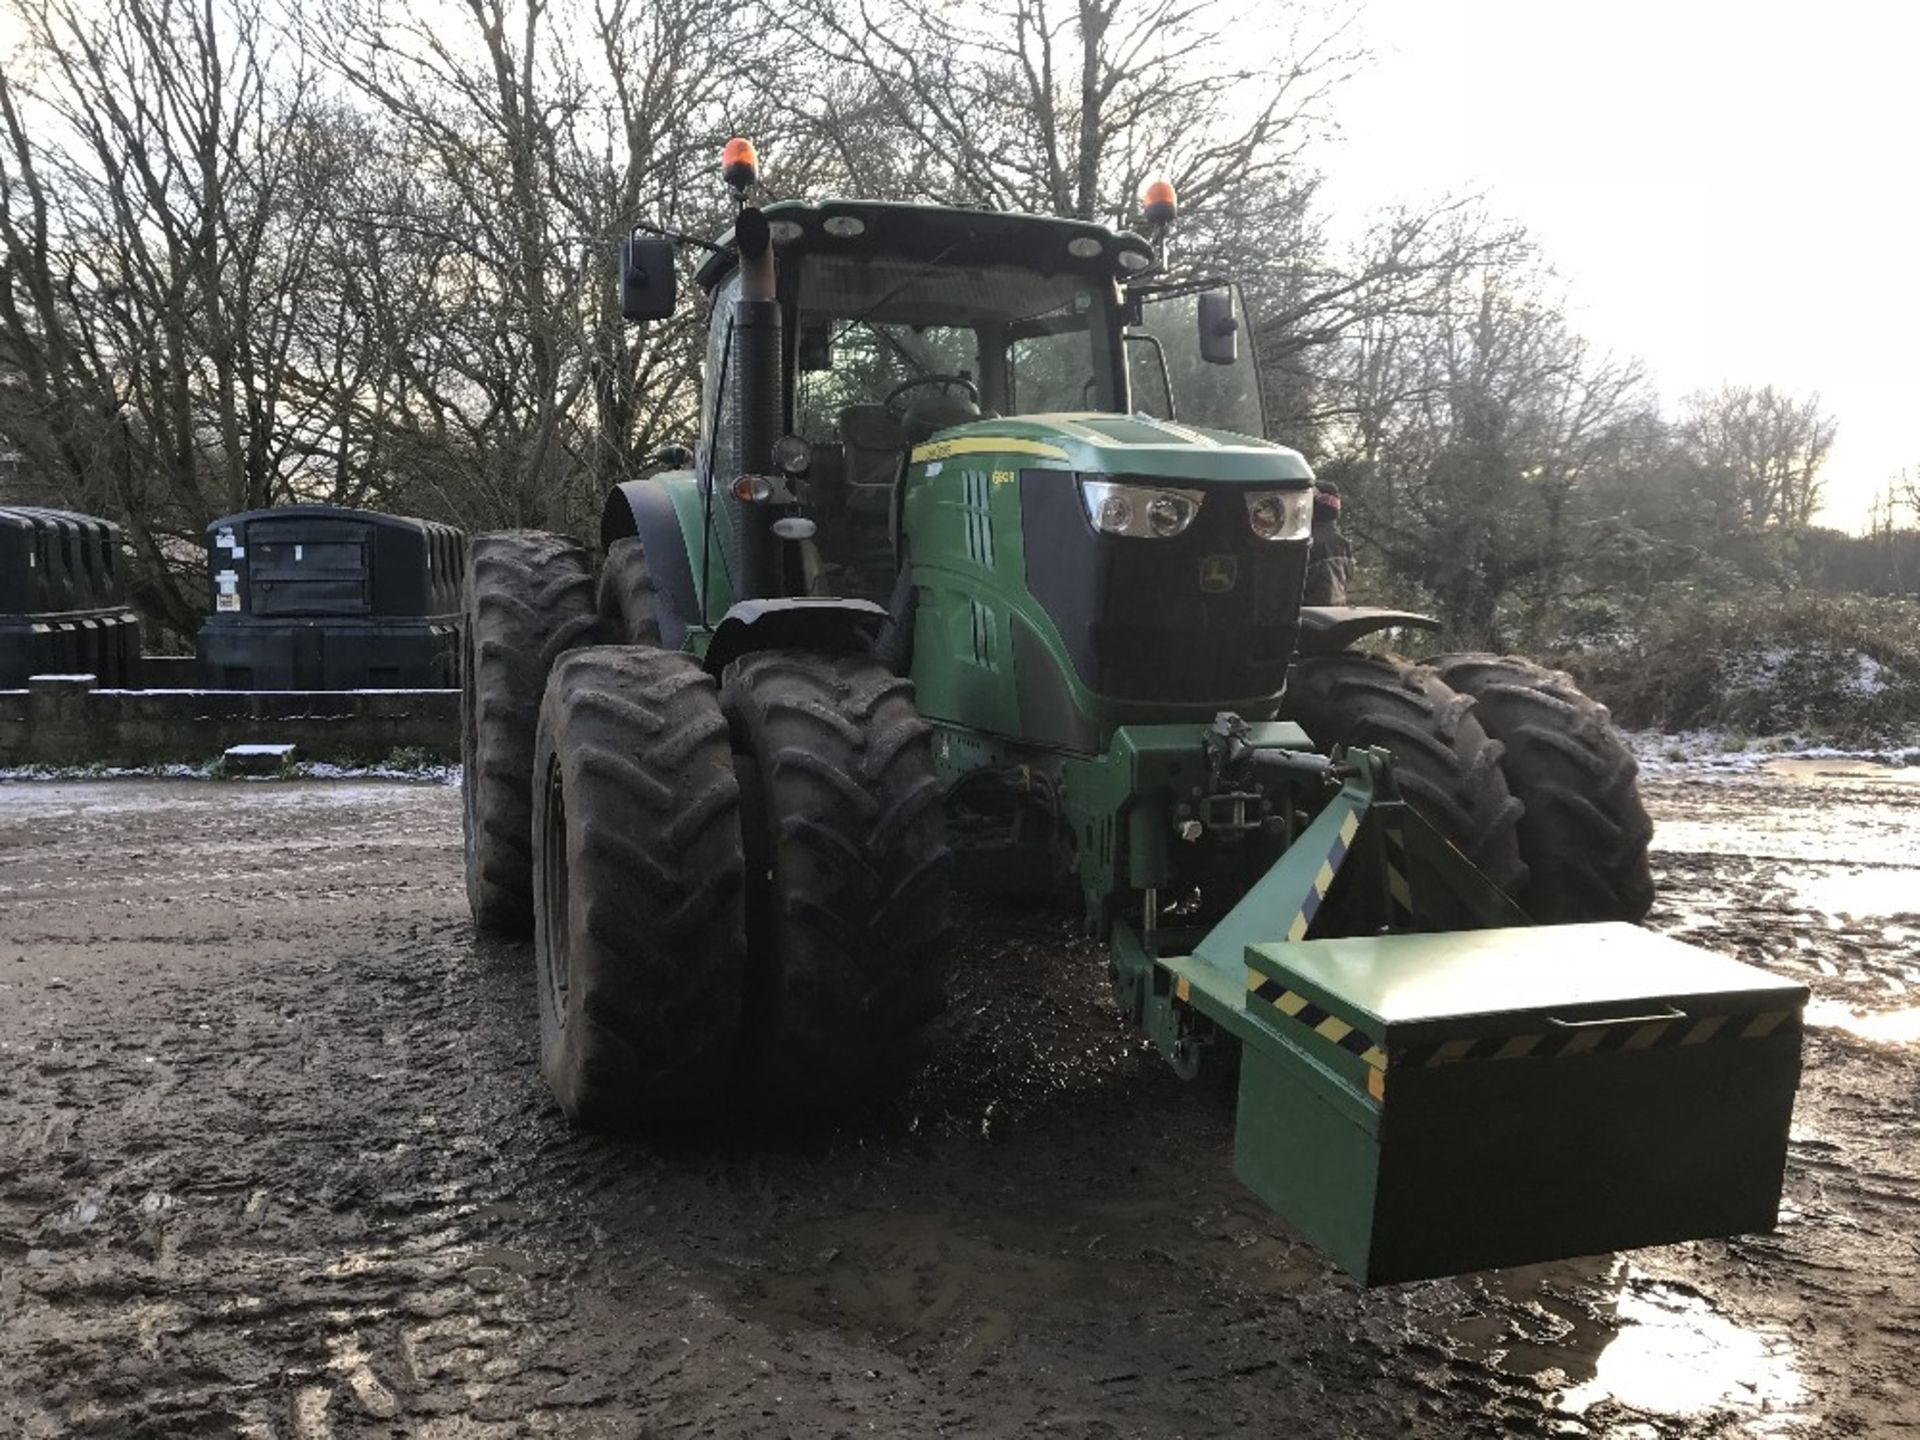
left=1244, top=921, right=1808, bottom=1056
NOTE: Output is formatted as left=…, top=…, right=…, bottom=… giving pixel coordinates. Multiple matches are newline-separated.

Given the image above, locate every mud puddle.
left=1803, top=999, right=1920, bottom=1046
left=1761, top=757, right=1920, bottom=786
left=1446, top=1258, right=1810, bottom=1433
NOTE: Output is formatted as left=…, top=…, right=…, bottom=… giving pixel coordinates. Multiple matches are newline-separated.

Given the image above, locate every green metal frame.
left=1109, top=748, right=1527, bottom=1079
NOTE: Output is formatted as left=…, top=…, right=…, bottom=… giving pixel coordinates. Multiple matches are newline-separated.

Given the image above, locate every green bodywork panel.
left=905, top=412, right=1314, bottom=483
left=902, top=412, right=1312, bottom=751
left=649, top=469, right=735, bottom=649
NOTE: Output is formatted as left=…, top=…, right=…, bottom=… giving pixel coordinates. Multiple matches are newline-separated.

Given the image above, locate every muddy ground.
left=1, top=763, right=1917, bottom=1438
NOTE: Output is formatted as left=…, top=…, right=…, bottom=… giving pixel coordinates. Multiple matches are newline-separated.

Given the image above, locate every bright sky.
left=1316, top=0, right=1919, bottom=532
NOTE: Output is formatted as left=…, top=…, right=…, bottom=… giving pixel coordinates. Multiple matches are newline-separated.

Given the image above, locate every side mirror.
left=620, top=234, right=676, bottom=322
left=1198, top=289, right=1238, bottom=366
left=647, top=443, right=695, bottom=470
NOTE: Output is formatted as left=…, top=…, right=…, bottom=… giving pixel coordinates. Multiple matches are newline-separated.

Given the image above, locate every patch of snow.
left=0, top=761, right=216, bottom=781
left=1626, top=728, right=1920, bottom=780
left=1719, top=644, right=1793, bottom=690
left=297, top=761, right=460, bottom=786
left=1845, top=652, right=1888, bottom=697
left=1627, top=731, right=1770, bottom=779
left=0, top=760, right=458, bottom=786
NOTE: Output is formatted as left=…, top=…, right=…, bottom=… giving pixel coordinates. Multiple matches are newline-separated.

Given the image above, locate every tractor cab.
left=659, top=198, right=1267, bottom=602
left=695, top=198, right=1261, bottom=427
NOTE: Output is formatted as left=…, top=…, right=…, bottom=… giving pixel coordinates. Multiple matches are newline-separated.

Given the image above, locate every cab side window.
left=698, top=272, right=743, bottom=481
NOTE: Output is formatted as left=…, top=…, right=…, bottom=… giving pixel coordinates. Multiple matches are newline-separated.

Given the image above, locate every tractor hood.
left=906, top=413, right=1315, bottom=485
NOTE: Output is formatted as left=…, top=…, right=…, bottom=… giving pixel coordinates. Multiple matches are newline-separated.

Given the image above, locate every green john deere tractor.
left=461, top=147, right=1805, bottom=1285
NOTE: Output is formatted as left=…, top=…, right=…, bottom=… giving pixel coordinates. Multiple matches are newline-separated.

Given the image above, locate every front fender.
left=704, top=598, right=889, bottom=676
left=602, top=474, right=706, bottom=649
left=1295, top=605, right=1441, bottom=658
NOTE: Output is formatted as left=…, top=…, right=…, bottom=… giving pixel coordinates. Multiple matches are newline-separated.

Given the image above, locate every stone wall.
left=0, top=675, right=459, bottom=766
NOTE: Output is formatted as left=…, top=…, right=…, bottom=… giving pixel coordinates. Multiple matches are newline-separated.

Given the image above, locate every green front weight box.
left=1227, top=922, right=1807, bottom=1285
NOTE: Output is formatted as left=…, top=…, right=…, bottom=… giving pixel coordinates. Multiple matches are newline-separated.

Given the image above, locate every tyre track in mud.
left=0, top=773, right=1916, bottom=1437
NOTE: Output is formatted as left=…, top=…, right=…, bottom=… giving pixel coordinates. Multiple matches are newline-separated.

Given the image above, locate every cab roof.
left=693, top=199, right=1157, bottom=293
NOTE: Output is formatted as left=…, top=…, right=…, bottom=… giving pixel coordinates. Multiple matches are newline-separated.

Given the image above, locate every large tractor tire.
left=531, top=646, right=746, bottom=1127
left=721, top=650, right=952, bottom=1110
left=1428, top=654, right=1654, bottom=924
left=1282, top=652, right=1528, bottom=900
left=463, top=532, right=602, bottom=935
left=596, top=535, right=662, bottom=646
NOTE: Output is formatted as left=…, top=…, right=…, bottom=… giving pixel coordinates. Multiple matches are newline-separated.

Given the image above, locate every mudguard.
left=704, top=598, right=888, bottom=675
left=602, top=477, right=702, bottom=650
left=1296, top=605, right=1441, bottom=657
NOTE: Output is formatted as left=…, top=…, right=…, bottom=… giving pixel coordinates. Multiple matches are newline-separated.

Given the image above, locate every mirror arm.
left=627, top=216, right=725, bottom=256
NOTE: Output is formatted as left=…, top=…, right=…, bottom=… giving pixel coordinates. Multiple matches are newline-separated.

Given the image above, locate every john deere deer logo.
left=1198, top=555, right=1238, bottom=594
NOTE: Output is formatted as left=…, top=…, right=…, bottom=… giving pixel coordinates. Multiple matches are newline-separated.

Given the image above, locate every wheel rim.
left=539, top=755, right=573, bottom=1025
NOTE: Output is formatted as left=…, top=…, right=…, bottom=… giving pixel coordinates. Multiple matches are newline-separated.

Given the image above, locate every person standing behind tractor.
left=1304, top=479, right=1354, bottom=605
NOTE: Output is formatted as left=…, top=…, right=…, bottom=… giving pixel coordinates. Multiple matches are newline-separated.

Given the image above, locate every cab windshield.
left=789, top=254, right=1115, bottom=442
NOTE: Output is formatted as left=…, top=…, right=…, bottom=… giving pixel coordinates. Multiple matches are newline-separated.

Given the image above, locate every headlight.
left=1079, top=480, right=1204, bottom=538
left=1245, top=489, right=1313, bottom=541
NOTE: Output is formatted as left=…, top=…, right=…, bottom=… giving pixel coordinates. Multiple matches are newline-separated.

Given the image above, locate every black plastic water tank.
left=194, top=505, right=467, bottom=690
left=0, top=506, right=142, bottom=686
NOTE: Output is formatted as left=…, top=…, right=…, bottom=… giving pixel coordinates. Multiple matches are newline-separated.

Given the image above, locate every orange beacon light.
left=1142, top=179, right=1177, bottom=226
left=722, top=137, right=759, bottom=192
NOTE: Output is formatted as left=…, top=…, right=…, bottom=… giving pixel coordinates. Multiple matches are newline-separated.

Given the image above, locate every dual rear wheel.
left=466, top=530, right=950, bottom=1124
left=1427, top=653, right=1654, bottom=924
left=1282, top=650, right=1653, bottom=924
left=527, top=643, right=951, bottom=1126
left=462, top=533, right=602, bottom=935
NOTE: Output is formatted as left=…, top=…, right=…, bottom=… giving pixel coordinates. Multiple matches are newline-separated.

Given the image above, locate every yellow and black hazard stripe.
left=1245, top=973, right=1387, bottom=1071
left=1397, top=1008, right=1801, bottom=1068
left=1286, top=806, right=1361, bottom=942
left=1381, top=813, right=1414, bottom=928
left=1242, top=965, right=1800, bottom=1104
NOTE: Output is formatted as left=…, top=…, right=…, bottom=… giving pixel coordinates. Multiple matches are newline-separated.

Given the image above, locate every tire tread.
left=534, top=646, right=746, bottom=1126
left=1429, top=653, right=1654, bottom=923
left=463, top=530, right=601, bottom=935
left=722, top=650, right=952, bottom=1108
left=1282, top=652, right=1528, bottom=897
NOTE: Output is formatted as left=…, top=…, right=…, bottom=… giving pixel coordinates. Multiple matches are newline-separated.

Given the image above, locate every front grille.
left=1020, top=473, right=1307, bottom=704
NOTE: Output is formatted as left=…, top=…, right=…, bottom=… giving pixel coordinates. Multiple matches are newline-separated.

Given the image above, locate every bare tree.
left=1889, top=468, right=1920, bottom=523
left=1676, top=384, right=1836, bottom=531
left=321, top=0, right=761, bottom=532
left=770, top=0, right=1360, bottom=225
left=1315, top=232, right=1651, bottom=643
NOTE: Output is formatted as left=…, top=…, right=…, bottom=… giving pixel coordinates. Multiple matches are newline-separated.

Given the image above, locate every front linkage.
left=1111, top=734, right=1523, bottom=1080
